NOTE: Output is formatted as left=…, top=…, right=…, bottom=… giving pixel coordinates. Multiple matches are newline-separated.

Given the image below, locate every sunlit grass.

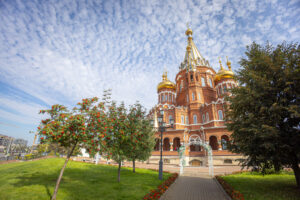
left=222, top=171, right=300, bottom=200
left=0, top=158, right=170, bottom=200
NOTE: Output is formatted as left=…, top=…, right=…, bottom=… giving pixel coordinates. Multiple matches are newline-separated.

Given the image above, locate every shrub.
left=143, top=173, right=178, bottom=200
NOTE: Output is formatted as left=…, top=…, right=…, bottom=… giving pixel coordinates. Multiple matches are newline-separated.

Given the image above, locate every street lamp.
left=156, top=109, right=174, bottom=180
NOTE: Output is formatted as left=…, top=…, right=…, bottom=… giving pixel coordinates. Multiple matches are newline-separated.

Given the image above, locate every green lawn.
left=222, top=171, right=300, bottom=200
left=0, top=158, right=171, bottom=200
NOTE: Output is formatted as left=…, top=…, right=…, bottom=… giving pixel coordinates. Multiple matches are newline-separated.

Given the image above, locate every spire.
left=162, top=71, right=167, bottom=81
left=180, top=25, right=210, bottom=71
left=218, top=57, right=224, bottom=70
left=226, top=56, right=232, bottom=71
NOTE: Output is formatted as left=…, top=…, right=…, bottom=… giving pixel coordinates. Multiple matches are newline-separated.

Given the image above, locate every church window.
left=209, top=78, right=213, bottom=87
left=218, top=110, right=223, bottom=120
left=190, top=74, right=194, bottom=82
left=185, top=116, right=189, bottom=124
left=201, top=77, right=206, bottom=86
left=198, top=93, right=201, bottom=101
left=169, top=94, right=172, bottom=102
left=180, top=81, right=183, bottom=92
left=224, top=85, right=227, bottom=92
left=221, top=135, right=229, bottom=150
left=181, top=115, right=184, bottom=124
left=169, top=115, right=173, bottom=124
left=206, top=112, right=209, bottom=122
left=193, top=114, right=197, bottom=124
left=161, top=94, right=163, bottom=102
left=192, top=93, right=195, bottom=101
left=202, top=114, right=205, bottom=123
left=165, top=94, right=168, bottom=101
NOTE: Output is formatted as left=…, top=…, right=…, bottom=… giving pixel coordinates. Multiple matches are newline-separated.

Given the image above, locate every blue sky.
left=0, top=0, right=299, bottom=145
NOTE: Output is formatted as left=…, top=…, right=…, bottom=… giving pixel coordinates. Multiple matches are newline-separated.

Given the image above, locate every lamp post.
left=156, top=109, right=174, bottom=180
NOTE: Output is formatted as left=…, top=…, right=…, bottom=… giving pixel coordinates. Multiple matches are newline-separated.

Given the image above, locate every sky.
left=0, top=0, right=299, bottom=145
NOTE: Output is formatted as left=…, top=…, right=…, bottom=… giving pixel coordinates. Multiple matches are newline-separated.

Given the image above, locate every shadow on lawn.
left=12, top=163, right=162, bottom=200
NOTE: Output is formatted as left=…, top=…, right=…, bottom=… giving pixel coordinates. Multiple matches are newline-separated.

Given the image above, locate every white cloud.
left=0, top=0, right=299, bottom=143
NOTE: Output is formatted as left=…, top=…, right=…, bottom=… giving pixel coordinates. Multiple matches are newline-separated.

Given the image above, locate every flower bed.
left=143, top=173, right=178, bottom=200
left=215, top=175, right=244, bottom=200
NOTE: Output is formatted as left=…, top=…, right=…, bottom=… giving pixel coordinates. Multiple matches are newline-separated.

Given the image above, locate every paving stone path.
left=160, top=174, right=231, bottom=200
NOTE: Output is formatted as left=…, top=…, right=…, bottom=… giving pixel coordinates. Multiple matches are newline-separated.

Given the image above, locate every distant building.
left=148, top=27, right=243, bottom=166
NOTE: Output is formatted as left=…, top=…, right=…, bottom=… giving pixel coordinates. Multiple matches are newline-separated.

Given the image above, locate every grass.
left=222, top=171, right=300, bottom=200
left=0, top=158, right=171, bottom=200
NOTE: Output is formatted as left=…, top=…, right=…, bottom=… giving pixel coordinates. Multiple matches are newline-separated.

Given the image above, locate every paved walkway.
left=160, top=173, right=231, bottom=200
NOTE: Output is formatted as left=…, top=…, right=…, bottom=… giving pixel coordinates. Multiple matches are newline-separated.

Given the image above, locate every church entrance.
left=178, top=134, right=214, bottom=176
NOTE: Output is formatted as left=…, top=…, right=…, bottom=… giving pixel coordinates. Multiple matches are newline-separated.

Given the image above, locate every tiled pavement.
left=159, top=174, right=231, bottom=200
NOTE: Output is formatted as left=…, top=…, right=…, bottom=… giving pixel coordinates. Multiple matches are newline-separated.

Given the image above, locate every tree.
left=125, top=102, right=155, bottom=173
left=226, top=42, right=300, bottom=188
left=38, top=97, right=109, bottom=199
left=103, top=101, right=129, bottom=182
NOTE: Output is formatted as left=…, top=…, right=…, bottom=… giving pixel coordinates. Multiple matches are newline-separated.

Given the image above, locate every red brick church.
left=149, top=27, right=243, bottom=166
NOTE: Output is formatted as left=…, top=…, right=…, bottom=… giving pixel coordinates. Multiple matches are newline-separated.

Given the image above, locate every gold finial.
left=162, top=71, right=168, bottom=81
left=185, top=22, right=193, bottom=36
left=218, top=57, right=224, bottom=70
left=226, top=56, right=232, bottom=71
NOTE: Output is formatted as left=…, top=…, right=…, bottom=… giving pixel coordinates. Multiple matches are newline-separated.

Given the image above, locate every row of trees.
left=38, top=95, right=155, bottom=200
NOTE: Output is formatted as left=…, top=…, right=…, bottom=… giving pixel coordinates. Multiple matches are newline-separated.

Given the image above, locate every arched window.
left=202, top=114, right=205, bottom=123
left=218, top=110, right=223, bottom=120
left=192, top=93, right=195, bottom=101
left=209, top=78, right=213, bottom=87
left=201, top=77, right=206, bottom=86
left=163, top=138, right=170, bottom=151
left=221, top=135, right=229, bottom=150
left=173, top=137, right=181, bottom=151
left=186, top=94, right=189, bottom=102
left=198, top=93, right=201, bottom=101
left=206, top=113, right=209, bottom=122
left=193, top=114, right=197, bottom=124
left=169, top=115, right=173, bottom=124
left=169, top=94, right=172, bottom=102
left=185, top=116, right=189, bottom=125
left=180, top=80, right=183, bottom=91
left=154, top=138, right=160, bottom=151
left=209, top=136, right=218, bottom=150
left=224, top=85, right=227, bottom=93
left=161, top=94, right=164, bottom=102
left=165, top=94, right=168, bottom=101
left=181, top=115, right=184, bottom=124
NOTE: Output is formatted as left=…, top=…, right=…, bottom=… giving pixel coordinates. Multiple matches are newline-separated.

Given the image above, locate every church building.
left=149, top=27, right=243, bottom=166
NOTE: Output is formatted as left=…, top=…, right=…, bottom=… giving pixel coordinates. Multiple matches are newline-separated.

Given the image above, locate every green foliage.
left=226, top=42, right=300, bottom=186
left=102, top=101, right=129, bottom=164
left=125, top=102, right=155, bottom=162
left=0, top=158, right=171, bottom=200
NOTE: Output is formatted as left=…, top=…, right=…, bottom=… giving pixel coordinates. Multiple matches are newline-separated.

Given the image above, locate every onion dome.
left=157, top=72, right=176, bottom=92
left=214, top=57, right=234, bottom=82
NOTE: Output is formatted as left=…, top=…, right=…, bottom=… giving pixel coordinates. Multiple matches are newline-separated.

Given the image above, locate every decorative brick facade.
left=148, top=28, right=243, bottom=166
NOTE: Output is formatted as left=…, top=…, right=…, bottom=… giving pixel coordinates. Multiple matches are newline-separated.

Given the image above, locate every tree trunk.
left=51, top=143, right=77, bottom=200
left=292, top=162, right=300, bottom=190
left=118, top=162, right=121, bottom=182
left=133, top=159, right=135, bottom=173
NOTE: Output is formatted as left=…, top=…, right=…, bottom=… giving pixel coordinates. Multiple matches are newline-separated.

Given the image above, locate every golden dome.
left=157, top=72, right=176, bottom=91
left=214, top=57, right=234, bottom=82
